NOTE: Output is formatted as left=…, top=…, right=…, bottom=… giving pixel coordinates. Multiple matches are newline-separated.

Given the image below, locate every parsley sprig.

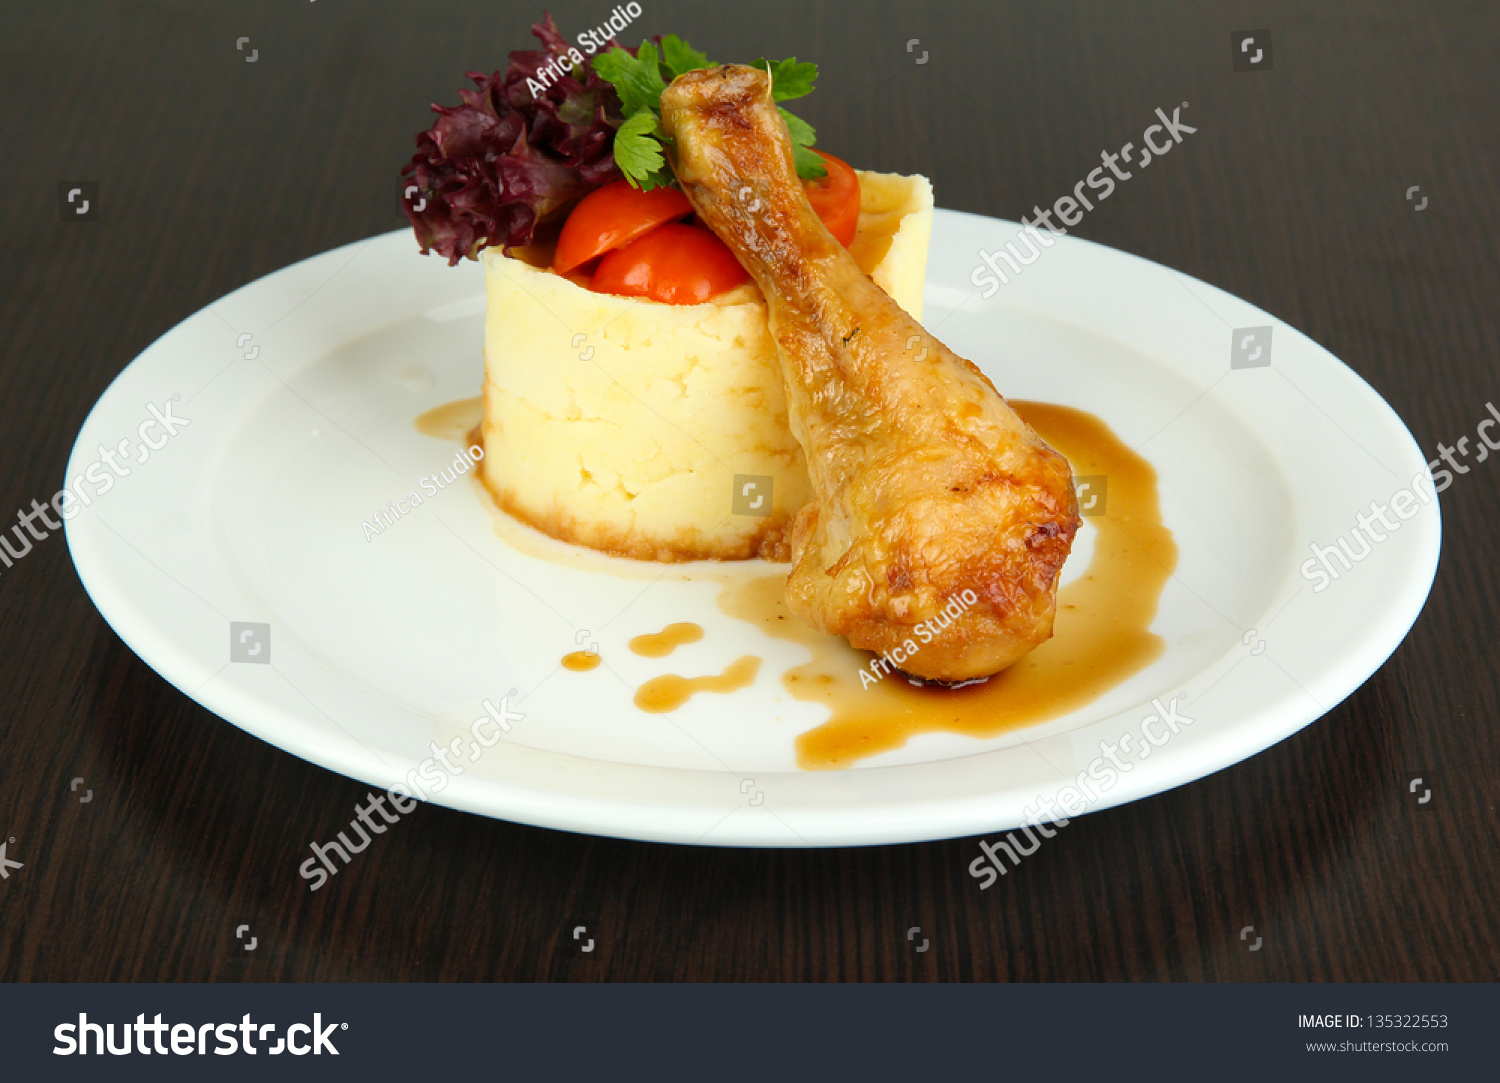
left=591, top=35, right=827, bottom=190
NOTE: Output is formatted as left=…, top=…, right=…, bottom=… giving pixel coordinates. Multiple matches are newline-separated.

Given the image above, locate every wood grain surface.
left=1, top=0, right=1495, bottom=982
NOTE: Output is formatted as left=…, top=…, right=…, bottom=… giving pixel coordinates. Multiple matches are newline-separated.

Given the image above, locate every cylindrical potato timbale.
left=478, top=171, right=933, bottom=562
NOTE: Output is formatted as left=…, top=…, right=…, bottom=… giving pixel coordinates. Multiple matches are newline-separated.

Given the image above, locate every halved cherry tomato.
left=803, top=149, right=860, bottom=247
left=592, top=223, right=750, bottom=304
left=553, top=180, right=693, bottom=275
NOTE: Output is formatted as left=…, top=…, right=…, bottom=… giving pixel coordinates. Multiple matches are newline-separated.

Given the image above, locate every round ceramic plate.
left=65, top=212, right=1440, bottom=846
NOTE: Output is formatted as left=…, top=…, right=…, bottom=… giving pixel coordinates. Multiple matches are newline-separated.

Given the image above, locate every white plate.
left=65, top=213, right=1440, bottom=846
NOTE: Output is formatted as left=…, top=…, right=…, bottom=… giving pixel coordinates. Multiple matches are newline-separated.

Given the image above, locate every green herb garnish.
left=592, top=34, right=827, bottom=190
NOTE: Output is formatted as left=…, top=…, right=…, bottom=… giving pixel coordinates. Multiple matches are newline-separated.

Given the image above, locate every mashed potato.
left=479, top=169, right=933, bottom=561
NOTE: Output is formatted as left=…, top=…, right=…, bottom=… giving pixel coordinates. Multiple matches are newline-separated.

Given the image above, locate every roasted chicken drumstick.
left=661, top=65, right=1081, bottom=682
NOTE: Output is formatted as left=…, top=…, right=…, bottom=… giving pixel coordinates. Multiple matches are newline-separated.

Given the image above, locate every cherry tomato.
left=553, top=180, right=693, bottom=275
left=591, top=223, right=750, bottom=304
left=803, top=149, right=861, bottom=248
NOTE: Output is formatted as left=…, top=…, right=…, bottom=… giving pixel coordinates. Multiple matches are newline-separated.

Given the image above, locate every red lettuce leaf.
left=400, top=13, right=626, bottom=265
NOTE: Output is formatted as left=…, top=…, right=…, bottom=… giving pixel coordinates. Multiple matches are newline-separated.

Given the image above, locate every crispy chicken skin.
left=660, top=65, right=1080, bottom=682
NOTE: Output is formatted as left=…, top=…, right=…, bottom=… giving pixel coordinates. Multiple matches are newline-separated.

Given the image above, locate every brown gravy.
left=419, top=395, right=1175, bottom=770
left=634, top=656, right=761, bottom=714
left=629, top=623, right=705, bottom=657
left=414, top=396, right=483, bottom=442
left=717, top=401, right=1178, bottom=769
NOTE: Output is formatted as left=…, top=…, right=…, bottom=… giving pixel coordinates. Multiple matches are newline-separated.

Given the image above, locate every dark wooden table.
left=2, top=0, right=1495, bottom=982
